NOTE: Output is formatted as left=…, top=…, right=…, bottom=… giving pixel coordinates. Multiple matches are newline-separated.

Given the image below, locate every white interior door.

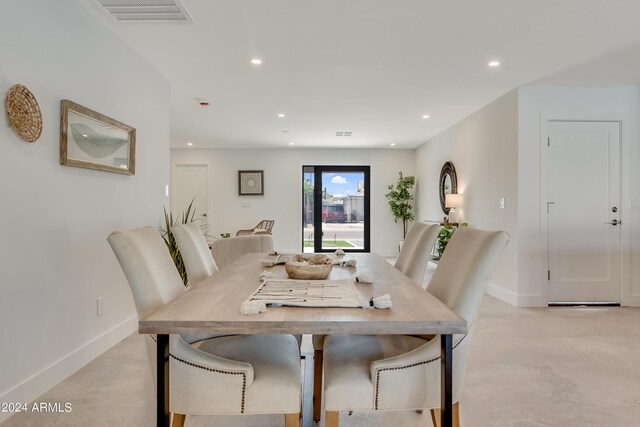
left=547, top=121, right=621, bottom=303
left=172, top=164, right=208, bottom=229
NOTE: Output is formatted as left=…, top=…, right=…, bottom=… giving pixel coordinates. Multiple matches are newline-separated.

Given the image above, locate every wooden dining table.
left=139, top=252, right=467, bottom=427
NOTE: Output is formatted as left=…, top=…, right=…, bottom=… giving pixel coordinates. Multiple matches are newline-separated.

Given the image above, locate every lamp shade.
left=445, top=193, right=462, bottom=208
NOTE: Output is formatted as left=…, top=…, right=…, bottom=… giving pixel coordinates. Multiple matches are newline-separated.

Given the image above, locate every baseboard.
left=516, top=294, right=545, bottom=307
left=625, top=294, right=640, bottom=307
left=486, top=282, right=518, bottom=306
left=0, top=315, right=137, bottom=423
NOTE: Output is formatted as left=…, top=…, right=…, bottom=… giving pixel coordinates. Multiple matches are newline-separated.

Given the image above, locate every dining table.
left=139, top=252, right=467, bottom=427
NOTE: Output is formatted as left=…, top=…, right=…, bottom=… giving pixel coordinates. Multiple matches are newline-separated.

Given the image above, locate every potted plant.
left=385, top=172, right=416, bottom=249
left=434, top=222, right=468, bottom=260
left=159, top=199, right=197, bottom=286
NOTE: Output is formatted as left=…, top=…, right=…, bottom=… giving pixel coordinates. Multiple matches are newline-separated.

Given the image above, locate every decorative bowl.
left=285, top=254, right=333, bottom=280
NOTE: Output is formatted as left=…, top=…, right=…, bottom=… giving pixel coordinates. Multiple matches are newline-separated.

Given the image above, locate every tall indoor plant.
left=159, top=199, right=196, bottom=286
left=385, top=171, right=416, bottom=240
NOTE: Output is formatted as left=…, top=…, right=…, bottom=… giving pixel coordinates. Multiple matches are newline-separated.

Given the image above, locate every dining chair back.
left=172, top=222, right=218, bottom=286
left=108, top=226, right=185, bottom=318
left=394, top=223, right=439, bottom=285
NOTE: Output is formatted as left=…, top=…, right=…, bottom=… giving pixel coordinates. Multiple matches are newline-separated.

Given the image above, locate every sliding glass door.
left=302, top=165, right=370, bottom=252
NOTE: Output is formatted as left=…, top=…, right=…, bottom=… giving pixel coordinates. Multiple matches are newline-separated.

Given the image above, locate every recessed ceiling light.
left=289, top=142, right=295, bottom=146
left=82, top=134, right=88, bottom=137
left=251, top=58, right=262, bottom=65
left=390, top=143, right=396, bottom=146
left=422, top=114, right=430, bottom=119
left=187, top=142, right=193, bottom=146
left=488, top=61, right=500, bottom=67
left=277, top=113, right=285, bottom=118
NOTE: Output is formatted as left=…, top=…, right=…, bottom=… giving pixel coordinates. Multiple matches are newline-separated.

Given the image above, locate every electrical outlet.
left=97, top=297, right=104, bottom=317
left=499, top=198, right=505, bottom=209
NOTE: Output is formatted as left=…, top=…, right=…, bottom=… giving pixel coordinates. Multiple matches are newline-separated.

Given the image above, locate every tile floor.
left=3, top=296, right=640, bottom=427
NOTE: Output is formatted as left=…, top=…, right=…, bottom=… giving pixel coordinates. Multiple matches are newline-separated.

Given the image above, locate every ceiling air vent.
left=335, top=131, right=353, bottom=137
left=95, top=0, right=193, bottom=23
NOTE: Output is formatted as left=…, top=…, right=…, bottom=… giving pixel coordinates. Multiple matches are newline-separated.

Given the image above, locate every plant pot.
left=398, top=240, right=404, bottom=253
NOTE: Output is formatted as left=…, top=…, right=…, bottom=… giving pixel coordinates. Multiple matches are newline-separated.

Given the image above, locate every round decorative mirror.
left=439, top=161, right=457, bottom=214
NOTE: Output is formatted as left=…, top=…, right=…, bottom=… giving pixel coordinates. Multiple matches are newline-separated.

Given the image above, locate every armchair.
left=236, top=219, right=274, bottom=236
left=108, top=227, right=301, bottom=427
left=312, top=222, right=439, bottom=422
left=321, top=228, right=509, bottom=426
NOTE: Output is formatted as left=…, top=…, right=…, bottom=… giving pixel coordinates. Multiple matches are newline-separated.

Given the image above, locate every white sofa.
left=210, top=235, right=274, bottom=269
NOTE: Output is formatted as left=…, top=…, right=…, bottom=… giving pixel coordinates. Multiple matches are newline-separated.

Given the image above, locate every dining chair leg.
left=285, top=413, right=300, bottom=427
left=325, top=410, right=339, bottom=427
left=430, top=408, right=440, bottom=427
left=452, top=402, right=460, bottom=427
left=171, top=413, right=186, bottom=427
left=313, top=349, right=323, bottom=422
left=430, top=402, right=460, bottom=427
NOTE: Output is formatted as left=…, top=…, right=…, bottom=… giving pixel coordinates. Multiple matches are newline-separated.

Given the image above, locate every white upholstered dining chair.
left=108, top=226, right=301, bottom=427
left=321, top=228, right=509, bottom=427
left=311, top=222, right=440, bottom=422
left=172, top=222, right=218, bottom=286
left=394, top=222, right=440, bottom=285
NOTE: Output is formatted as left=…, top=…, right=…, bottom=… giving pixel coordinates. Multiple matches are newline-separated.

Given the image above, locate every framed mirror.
left=439, top=161, right=457, bottom=214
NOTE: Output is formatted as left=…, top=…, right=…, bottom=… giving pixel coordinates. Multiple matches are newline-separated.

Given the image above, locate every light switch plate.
left=631, top=198, right=640, bottom=209
left=499, top=198, right=505, bottom=209
left=241, top=202, right=250, bottom=208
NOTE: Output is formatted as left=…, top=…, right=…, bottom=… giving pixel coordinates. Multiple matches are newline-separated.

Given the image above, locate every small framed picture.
left=60, top=100, right=136, bottom=175
left=238, top=170, right=264, bottom=196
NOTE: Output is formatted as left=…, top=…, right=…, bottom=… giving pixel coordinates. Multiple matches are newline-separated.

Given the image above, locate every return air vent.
left=94, top=0, right=193, bottom=23
left=335, top=131, right=353, bottom=137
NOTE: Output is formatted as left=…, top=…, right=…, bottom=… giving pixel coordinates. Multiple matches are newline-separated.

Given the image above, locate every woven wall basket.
left=5, top=84, right=43, bottom=143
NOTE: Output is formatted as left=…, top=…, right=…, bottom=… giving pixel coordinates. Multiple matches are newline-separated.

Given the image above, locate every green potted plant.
left=385, top=172, right=416, bottom=248
left=159, top=199, right=197, bottom=286
left=434, top=222, right=468, bottom=260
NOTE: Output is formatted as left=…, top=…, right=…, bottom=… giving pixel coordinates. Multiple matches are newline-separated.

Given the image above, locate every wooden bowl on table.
left=285, top=254, right=333, bottom=280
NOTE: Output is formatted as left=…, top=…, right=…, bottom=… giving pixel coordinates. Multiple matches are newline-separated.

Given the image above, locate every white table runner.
left=248, top=278, right=363, bottom=308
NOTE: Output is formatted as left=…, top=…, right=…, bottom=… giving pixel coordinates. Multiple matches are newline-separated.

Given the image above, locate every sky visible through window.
left=322, top=172, right=363, bottom=197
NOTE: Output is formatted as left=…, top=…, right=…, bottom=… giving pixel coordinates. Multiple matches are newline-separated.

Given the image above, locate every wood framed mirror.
left=439, top=161, right=457, bottom=214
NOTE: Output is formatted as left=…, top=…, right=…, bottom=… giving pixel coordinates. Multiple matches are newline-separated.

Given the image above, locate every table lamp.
left=445, top=193, right=462, bottom=223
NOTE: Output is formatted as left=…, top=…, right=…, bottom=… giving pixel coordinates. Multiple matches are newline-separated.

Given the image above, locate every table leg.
left=157, top=334, right=170, bottom=427
left=441, top=334, right=453, bottom=427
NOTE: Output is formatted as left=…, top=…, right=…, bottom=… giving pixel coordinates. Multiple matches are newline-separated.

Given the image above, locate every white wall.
left=415, top=90, right=519, bottom=303
left=518, top=86, right=640, bottom=307
left=170, top=148, right=415, bottom=256
left=0, top=1, right=170, bottom=417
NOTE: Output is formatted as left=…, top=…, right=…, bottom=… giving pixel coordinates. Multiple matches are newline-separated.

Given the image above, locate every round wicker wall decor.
left=5, top=84, right=43, bottom=143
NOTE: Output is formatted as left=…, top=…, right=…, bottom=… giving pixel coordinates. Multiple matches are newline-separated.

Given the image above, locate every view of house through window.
left=302, top=166, right=370, bottom=252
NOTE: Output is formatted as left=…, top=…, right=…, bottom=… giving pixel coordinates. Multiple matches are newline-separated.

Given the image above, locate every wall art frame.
left=60, top=99, right=136, bottom=175
left=238, top=170, right=264, bottom=196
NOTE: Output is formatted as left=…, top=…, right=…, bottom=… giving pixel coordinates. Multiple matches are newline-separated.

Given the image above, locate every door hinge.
left=547, top=270, right=551, bottom=281
left=547, top=137, right=550, bottom=147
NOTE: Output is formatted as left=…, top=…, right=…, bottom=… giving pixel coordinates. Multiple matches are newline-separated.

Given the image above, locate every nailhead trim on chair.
left=169, top=354, right=248, bottom=413
left=150, top=335, right=248, bottom=413
left=373, top=334, right=467, bottom=410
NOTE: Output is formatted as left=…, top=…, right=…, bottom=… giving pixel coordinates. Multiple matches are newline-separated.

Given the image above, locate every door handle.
left=608, top=219, right=621, bottom=226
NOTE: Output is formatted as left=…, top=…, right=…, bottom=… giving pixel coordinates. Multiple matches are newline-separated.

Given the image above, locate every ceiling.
left=84, top=0, right=640, bottom=149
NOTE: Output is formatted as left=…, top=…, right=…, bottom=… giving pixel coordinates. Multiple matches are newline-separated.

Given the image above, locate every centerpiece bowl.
left=285, top=254, right=333, bottom=280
